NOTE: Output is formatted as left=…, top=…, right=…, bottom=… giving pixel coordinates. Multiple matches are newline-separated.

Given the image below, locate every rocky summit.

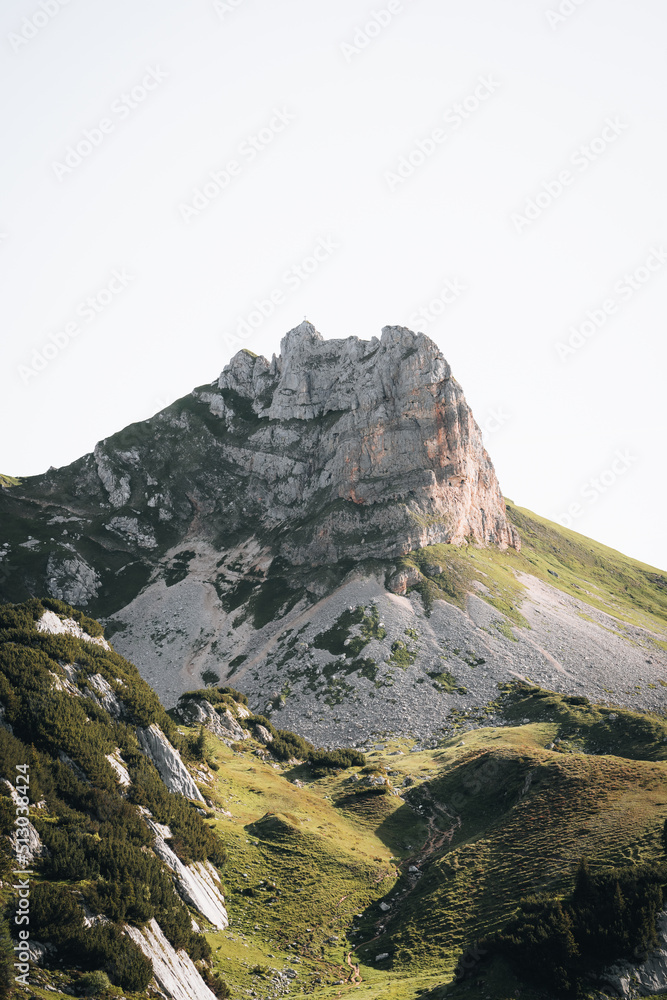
left=1, top=322, right=666, bottom=744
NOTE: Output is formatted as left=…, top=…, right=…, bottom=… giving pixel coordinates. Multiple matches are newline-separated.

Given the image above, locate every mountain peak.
left=280, top=318, right=324, bottom=356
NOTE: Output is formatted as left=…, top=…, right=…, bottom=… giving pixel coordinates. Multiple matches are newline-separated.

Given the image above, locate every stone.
left=136, top=724, right=204, bottom=802
left=3, top=780, right=49, bottom=863
left=36, top=610, right=110, bottom=650
left=176, top=698, right=247, bottom=740
left=143, top=813, right=228, bottom=930
left=253, top=724, right=273, bottom=745
left=600, top=909, right=667, bottom=996
left=105, top=748, right=131, bottom=787
left=44, top=554, right=101, bottom=606
left=124, top=917, right=218, bottom=1000
left=85, top=673, right=123, bottom=716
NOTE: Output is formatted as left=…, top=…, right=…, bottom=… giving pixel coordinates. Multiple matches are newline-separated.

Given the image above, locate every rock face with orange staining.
left=216, top=320, right=519, bottom=564
left=0, top=319, right=519, bottom=712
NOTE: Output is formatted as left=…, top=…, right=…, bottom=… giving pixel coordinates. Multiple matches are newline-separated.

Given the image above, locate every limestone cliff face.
left=213, top=322, right=519, bottom=562
left=0, top=321, right=517, bottom=623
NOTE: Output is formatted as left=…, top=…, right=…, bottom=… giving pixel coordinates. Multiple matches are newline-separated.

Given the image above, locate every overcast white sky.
left=1, top=0, right=666, bottom=570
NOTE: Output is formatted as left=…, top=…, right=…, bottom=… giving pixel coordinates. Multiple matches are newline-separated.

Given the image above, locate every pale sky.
left=1, top=0, right=666, bottom=571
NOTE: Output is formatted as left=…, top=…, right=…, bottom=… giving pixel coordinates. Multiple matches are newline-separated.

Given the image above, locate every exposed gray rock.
left=2, top=780, right=49, bottom=863
left=217, top=708, right=249, bottom=740
left=94, top=443, right=131, bottom=507
left=600, top=910, right=667, bottom=996
left=105, top=748, right=131, bottom=788
left=143, top=814, right=228, bottom=930
left=85, top=672, right=123, bottom=716
left=253, top=724, right=273, bottom=745
left=45, top=553, right=101, bottom=605
left=26, top=940, right=55, bottom=965
left=136, top=724, right=204, bottom=802
left=106, top=515, right=157, bottom=549
left=36, top=610, right=110, bottom=649
left=124, top=917, right=218, bottom=1000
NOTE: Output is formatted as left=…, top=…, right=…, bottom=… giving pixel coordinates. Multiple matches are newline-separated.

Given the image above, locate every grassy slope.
left=170, top=683, right=667, bottom=1000
left=398, top=501, right=667, bottom=638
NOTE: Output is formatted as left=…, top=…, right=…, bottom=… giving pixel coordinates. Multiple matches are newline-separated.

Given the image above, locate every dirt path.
left=346, top=951, right=362, bottom=985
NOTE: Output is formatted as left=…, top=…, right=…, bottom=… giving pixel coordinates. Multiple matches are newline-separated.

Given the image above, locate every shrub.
left=484, top=858, right=667, bottom=995
left=77, top=970, right=112, bottom=996
left=308, top=748, right=367, bottom=775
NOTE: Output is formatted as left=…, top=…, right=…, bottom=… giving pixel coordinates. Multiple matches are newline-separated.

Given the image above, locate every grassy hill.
left=172, top=685, right=667, bottom=1000
left=2, top=599, right=667, bottom=999
left=398, top=501, right=667, bottom=636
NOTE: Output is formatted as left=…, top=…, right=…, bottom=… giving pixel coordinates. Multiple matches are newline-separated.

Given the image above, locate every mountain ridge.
left=0, top=323, right=665, bottom=744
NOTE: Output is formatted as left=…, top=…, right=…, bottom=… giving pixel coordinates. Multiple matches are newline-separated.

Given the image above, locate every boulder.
left=136, top=724, right=204, bottom=802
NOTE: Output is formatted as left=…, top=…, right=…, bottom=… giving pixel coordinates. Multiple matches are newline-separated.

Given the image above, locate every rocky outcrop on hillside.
left=136, top=724, right=204, bottom=802
left=176, top=696, right=249, bottom=741
left=0, top=321, right=520, bottom=708
left=212, top=322, right=519, bottom=561
left=601, top=909, right=667, bottom=996
left=143, top=813, right=228, bottom=930
left=124, top=918, right=218, bottom=1000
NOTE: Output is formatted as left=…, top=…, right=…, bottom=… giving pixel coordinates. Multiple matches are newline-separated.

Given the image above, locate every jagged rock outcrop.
left=143, top=814, right=228, bottom=930
left=253, top=723, right=273, bottom=745
left=2, top=780, right=49, bottom=864
left=212, top=322, right=519, bottom=561
left=84, top=672, right=123, bottom=716
left=105, top=748, right=131, bottom=787
left=124, top=917, right=218, bottom=1000
left=176, top=697, right=248, bottom=741
left=136, top=724, right=204, bottom=802
left=36, top=610, right=110, bottom=649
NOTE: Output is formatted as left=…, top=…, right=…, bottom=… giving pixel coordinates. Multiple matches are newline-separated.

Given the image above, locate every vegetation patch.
left=482, top=857, right=667, bottom=995
left=314, top=603, right=386, bottom=658
left=389, top=640, right=418, bottom=669
left=0, top=598, right=224, bottom=993
left=428, top=670, right=467, bottom=695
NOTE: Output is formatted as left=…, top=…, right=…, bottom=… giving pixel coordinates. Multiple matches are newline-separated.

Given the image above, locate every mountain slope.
left=0, top=323, right=665, bottom=742
left=0, top=598, right=230, bottom=999
left=3, top=601, right=667, bottom=1000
